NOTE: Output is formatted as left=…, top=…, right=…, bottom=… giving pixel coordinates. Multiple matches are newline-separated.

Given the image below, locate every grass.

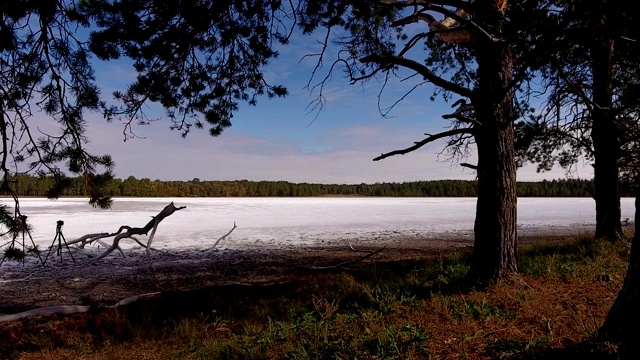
left=0, top=235, right=631, bottom=359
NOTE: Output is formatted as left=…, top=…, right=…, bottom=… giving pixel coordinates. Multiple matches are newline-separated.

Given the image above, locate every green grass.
left=1, top=235, right=633, bottom=360
left=519, top=236, right=629, bottom=279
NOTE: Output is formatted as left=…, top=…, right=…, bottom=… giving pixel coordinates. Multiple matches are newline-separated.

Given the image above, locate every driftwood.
left=0, top=282, right=289, bottom=322
left=45, top=202, right=238, bottom=268
left=70, top=233, right=111, bottom=248
left=211, top=222, right=237, bottom=250
left=0, top=305, right=91, bottom=322
left=0, top=292, right=162, bottom=322
left=0, top=280, right=301, bottom=323
left=54, top=202, right=187, bottom=261
left=98, top=202, right=186, bottom=260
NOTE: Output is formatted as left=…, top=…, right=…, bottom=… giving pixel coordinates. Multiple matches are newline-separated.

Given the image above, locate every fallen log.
left=0, top=305, right=91, bottom=322
left=94, top=202, right=187, bottom=260
left=0, top=293, right=161, bottom=322
left=0, top=282, right=289, bottom=323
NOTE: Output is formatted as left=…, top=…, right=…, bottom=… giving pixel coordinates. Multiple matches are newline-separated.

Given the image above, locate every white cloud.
left=8, top=32, right=589, bottom=185
left=17, top=106, right=591, bottom=185
left=83, top=118, right=441, bottom=183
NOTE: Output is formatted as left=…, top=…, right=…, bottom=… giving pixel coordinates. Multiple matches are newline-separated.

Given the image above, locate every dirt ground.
left=0, top=228, right=599, bottom=316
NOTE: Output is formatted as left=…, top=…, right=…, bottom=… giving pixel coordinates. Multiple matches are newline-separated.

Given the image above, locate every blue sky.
left=79, top=34, right=593, bottom=184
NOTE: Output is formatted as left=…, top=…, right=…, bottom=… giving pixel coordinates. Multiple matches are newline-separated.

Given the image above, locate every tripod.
left=43, top=220, right=75, bottom=265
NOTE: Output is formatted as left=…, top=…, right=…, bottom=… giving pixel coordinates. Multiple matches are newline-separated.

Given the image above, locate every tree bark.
left=469, top=1, right=518, bottom=282
left=591, top=15, right=623, bottom=241
left=596, top=186, right=640, bottom=356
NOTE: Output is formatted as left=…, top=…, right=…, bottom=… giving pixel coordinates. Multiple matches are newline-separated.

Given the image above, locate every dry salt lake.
left=6, top=197, right=636, bottom=253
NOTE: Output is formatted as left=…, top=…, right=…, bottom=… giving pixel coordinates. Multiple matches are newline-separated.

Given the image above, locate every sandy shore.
left=0, top=225, right=618, bottom=314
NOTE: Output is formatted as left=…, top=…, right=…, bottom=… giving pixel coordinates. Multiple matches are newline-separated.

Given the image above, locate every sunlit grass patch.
left=519, top=236, right=629, bottom=280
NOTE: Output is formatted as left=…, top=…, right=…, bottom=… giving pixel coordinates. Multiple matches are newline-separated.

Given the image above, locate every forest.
left=7, top=174, right=619, bottom=198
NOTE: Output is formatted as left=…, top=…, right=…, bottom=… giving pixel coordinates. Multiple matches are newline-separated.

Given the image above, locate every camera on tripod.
left=43, top=219, right=75, bottom=264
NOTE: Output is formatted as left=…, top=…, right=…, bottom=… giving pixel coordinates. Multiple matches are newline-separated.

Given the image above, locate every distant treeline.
left=7, top=174, right=634, bottom=198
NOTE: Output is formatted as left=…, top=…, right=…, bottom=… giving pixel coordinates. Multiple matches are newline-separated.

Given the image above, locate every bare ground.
left=0, top=227, right=597, bottom=316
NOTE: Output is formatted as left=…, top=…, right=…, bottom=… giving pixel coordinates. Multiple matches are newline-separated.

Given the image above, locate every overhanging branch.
left=442, top=113, right=482, bottom=127
left=460, top=162, right=478, bottom=170
left=360, top=54, right=473, bottom=98
left=442, top=99, right=480, bottom=126
left=373, top=127, right=474, bottom=161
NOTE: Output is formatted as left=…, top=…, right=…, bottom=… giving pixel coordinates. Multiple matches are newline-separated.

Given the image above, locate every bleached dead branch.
left=46, top=202, right=237, bottom=268
left=211, top=222, right=238, bottom=250
left=0, top=292, right=161, bottom=322
left=93, top=202, right=187, bottom=260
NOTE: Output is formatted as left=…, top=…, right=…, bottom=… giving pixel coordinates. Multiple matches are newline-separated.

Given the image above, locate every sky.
left=76, top=32, right=593, bottom=185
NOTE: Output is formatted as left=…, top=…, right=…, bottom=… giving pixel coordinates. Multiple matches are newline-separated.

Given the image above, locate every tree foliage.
left=295, top=0, right=559, bottom=281
left=78, top=0, right=291, bottom=138
left=0, top=0, right=294, bottom=259
left=0, top=0, right=114, bottom=212
left=515, top=0, right=640, bottom=240
left=4, top=2, right=640, bottom=352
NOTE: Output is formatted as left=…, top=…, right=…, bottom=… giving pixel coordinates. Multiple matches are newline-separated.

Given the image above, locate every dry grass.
left=0, top=236, right=631, bottom=359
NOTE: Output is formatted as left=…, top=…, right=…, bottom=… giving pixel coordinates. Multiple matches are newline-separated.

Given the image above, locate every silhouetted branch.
left=460, top=162, right=478, bottom=170
left=360, top=54, right=473, bottom=98
left=374, top=128, right=474, bottom=161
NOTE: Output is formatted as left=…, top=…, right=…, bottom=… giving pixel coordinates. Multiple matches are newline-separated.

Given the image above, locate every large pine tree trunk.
left=596, top=187, right=640, bottom=356
left=469, top=2, right=518, bottom=281
left=591, top=16, right=623, bottom=241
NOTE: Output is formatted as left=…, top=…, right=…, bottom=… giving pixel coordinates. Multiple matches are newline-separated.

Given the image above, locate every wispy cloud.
left=20, top=26, right=587, bottom=185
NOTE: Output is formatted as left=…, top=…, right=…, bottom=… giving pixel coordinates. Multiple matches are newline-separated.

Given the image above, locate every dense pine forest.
left=6, top=175, right=632, bottom=198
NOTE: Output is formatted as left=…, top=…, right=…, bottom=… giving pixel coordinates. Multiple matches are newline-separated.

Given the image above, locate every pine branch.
left=373, top=128, right=474, bottom=161
left=360, top=54, right=474, bottom=98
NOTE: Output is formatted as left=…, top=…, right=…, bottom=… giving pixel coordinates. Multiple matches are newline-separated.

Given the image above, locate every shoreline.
left=0, top=225, right=633, bottom=315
